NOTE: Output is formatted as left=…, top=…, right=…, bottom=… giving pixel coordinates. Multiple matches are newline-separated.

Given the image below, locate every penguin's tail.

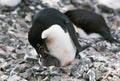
left=103, top=32, right=120, bottom=44
left=109, top=37, right=120, bottom=43
left=100, top=27, right=120, bottom=44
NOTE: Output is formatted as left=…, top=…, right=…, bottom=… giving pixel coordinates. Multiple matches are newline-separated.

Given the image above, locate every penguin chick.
left=40, top=53, right=60, bottom=67
left=28, top=8, right=88, bottom=67
left=65, top=9, right=120, bottom=43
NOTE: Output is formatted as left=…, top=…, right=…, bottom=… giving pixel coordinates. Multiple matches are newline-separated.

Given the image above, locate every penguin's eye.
left=37, top=43, right=40, bottom=48
left=65, top=20, right=69, bottom=24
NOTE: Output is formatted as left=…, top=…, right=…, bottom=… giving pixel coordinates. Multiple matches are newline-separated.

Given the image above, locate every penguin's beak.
left=35, top=46, right=49, bottom=57
left=36, top=48, right=40, bottom=55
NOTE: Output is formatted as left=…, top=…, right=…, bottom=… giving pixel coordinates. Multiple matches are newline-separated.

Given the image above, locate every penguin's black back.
left=65, top=9, right=109, bottom=34
left=65, top=9, right=120, bottom=43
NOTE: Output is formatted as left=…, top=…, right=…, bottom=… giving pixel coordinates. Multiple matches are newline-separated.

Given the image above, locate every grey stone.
left=0, top=0, right=120, bottom=81
left=7, top=75, right=27, bottom=81
left=16, top=53, right=25, bottom=59
left=19, top=69, right=33, bottom=79
left=87, top=68, right=96, bottom=81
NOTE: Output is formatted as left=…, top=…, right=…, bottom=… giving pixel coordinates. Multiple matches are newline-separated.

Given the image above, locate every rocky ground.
left=0, top=0, right=120, bottom=81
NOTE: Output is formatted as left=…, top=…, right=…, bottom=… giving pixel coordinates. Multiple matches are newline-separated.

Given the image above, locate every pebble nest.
left=0, top=0, right=120, bottom=81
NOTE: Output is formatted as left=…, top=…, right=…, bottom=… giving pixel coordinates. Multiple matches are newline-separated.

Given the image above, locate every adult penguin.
left=28, top=8, right=89, bottom=67
left=65, top=9, right=120, bottom=43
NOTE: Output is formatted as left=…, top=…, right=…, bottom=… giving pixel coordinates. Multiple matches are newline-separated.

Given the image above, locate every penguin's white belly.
left=41, top=24, right=76, bottom=66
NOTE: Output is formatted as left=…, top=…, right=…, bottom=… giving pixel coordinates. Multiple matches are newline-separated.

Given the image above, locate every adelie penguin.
left=65, top=9, right=120, bottom=43
left=28, top=8, right=90, bottom=67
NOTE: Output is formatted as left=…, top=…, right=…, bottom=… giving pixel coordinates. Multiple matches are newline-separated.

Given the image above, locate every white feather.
left=74, top=25, right=102, bottom=39
left=41, top=24, right=76, bottom=66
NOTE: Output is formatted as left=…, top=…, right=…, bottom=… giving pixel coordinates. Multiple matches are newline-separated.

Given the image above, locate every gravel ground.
left=0, top=0, right=120, bottom=81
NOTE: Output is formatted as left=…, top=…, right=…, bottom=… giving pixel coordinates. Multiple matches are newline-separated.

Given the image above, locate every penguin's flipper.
left=65, top=23, right=82, bottom=48
left=65, top=23, right=92, bottom=52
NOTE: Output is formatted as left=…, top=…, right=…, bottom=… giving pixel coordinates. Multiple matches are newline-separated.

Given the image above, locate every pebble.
left=97, top=0, right=120, bottom=10
left=0, top=0, right=21, bottom=7
left=16, top=53, right=25, bottom=59
left=0, top=75, right=8, bottom=81
left=87, top=69, right=96, bottom=81
left=7, top=75, right=27, bottom=81
left=19, top=68, right=33, bottom=79
left=36, top=5, right=42, bottom=10
left=0, top=14, right=6, bottom=19
left=97, top=4, right=114, bottom=13
left=0, top=0, right=120, bottom=81
left=25, top=13, right=32, bottom=22
left=29, top=6, right=35, bottom=10
left=112, top=75, right=120, bottom=81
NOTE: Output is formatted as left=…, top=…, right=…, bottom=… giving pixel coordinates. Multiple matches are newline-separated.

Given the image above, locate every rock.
left=0, top=0, right=21, bottom=7
left=0, top=58, right=7, bottom=70
left=110, top=45, right=120, bottom=53
left=0, top=75, right=8, bottom=81
left=29, top=6, right=35, bottom=10
left=97, top=4, right=114, bottom=13
left=25, top=13, right=32, bottom=22
left=116, top=52, right=120, bottom=59
left=87, top=68, right=96, bottom=81
left=114, top=27, right=120, bottom=39
left=19, top=68, right=33, bottom=79
left=94, top=41, right=111, bottom=51
left=82, top=72, right=89, bottom=79
left=0, top=0, right=120, bottom=81
left=0, top=53, right=8, bottom=59
left=16, top=53, right=25, bottom=59
left=50, top=76, right=85, bottom=81
left=90, top=55, right=107, bottom=62
left=0, top=0, right=21, bottom=11
left=36, top=5, right=43, bottom=10
left=93, top=62, right=106, bottom=68
left=95, top=70, right=103, bottom=80
left=25, top=56, right=38, bottom=65
left=7, top=75, right=27, bottom=81
left=97, top=0, right=120, bottom=10
left=41, top=0, right=60, bottom=8
left=0, top=14, right=6, bottom=19
left=112, top=75, right=120, bottom=81
left=70, top=0, right=94, bottom=10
